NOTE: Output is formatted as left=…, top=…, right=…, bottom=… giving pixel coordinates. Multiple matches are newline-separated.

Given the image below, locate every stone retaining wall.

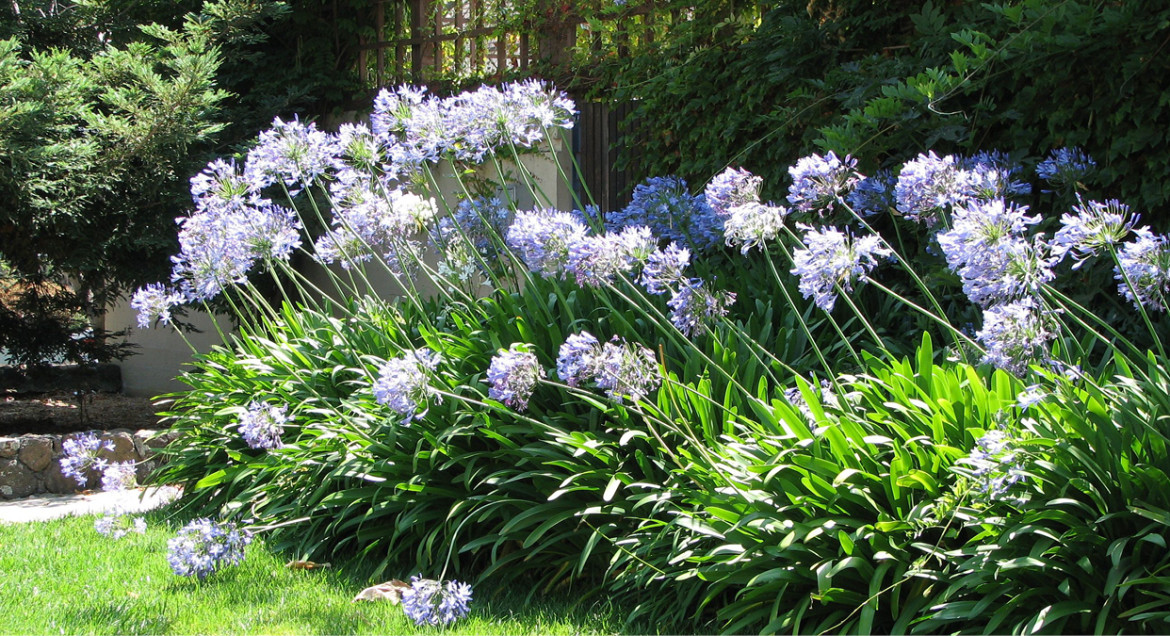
left=0, top=429, right=180, bottom=499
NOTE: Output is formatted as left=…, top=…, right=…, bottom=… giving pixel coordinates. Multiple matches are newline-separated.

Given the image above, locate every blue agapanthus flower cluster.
left=937, top=199, right=1054, bottom=307
left=790, top=224, right=892, bottom=312
left=1115, top=227, right=1170, bottom=312
left=704, top=167, right=763, bottom=218
left=1036, top=146, right=1096, bottom=190
left=568, top=225, right=657, bottom=287
left=60, top=432, right=115, bottom=487
left=166, top=159, right=303, bottom=303
left=894, top=151, right=974, bottom=227
left=961, top=151, right=1032, bottom=200
left=846, top=170, right=895, bottom=217
left=723, top=201, right=790, bottom=254
left=507, top=208, right=661, bottom=288
left=237, top=401, right=291, bottom=450
left=975, top=298, right=1057, bottom=376
left=486, top=343, right=544, bottom=411
left=786, top=151, right=861, bottom=215
left=401, top=575, right=474, bottom=627
left=506, top=208, right=589, bottom=279
left=668, top=279, right=736, bottom=337
left=244, top=116, right=340, bottom=194
left=555, top=332, right=662, bottom=403
left=607, top=176, right=723, bottom=251
left=315, top=176, right=436, bottom=273
left=640, top=243, right=691, bottom=294
left=702, top=166, right=790, bottom=253
left=371, top=80, right=575, bottom=167
left=373, top=348, right=443, bottom=424
left=131, top=283, right=185, bottom=328
left=166, top=518, right=251, bottom=580
left=962, top=429, right=1027, bottom=502
left=94, top=506, right=147, bottom=540
left=556, top=332, right=601, bottom=387
left=1052, top=197, right=1138, bottom=266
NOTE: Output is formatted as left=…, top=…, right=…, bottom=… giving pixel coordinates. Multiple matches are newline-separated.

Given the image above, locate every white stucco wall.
left=104, top=302, right=235, bottom=398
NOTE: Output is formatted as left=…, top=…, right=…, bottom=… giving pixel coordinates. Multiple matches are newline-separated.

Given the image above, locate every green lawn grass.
left=0, top=507, right=645, bottom=635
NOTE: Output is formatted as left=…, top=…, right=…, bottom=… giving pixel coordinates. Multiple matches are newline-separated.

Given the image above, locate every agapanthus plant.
left=237, top=401, right=291, bottom=450
left=373, top=348, right=444, bottom=423
left=790, top=224, right=892, bottom=312
left=60, top=432, right=114, bottom=487
left=786, top=151, right=861, bottom=215
left=94, top=506, right=147, bottom=539
left=400, top=575, right=473, bottom=627
left=166, top=518, right=251, bottom=580
left=486, top=343, right=544, bottom=411
left=608, top=176, right=723, bottom=251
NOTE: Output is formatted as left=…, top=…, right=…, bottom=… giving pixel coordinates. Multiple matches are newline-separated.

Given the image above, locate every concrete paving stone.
left=0, top=485, right=182, bottom=524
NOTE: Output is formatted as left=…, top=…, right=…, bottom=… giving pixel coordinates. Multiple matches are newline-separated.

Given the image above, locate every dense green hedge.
left=595, top=0, right=1170, bottom=226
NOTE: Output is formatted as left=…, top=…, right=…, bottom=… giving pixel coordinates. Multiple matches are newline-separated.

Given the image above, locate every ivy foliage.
left=588, top=0, right=1170, bottom=226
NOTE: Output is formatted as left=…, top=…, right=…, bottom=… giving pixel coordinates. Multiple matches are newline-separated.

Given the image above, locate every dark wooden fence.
left=573, top=100, right=636, bottom=213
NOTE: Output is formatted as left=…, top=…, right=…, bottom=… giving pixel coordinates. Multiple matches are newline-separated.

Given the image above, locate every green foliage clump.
left=145, top=80, right=1170, bottom=634
left=592, top=0, right=1170, bottom=225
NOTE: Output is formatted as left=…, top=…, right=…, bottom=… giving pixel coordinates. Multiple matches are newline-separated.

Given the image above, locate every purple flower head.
left=371, top=81, right=574, bottom=166
left=640, top=243, right=691, bottom=294
left=335, top=122, right=394, bottom=177
left=316, top=180, right=434, bottom=272
left=723, top=201, right=789, bottom=254
left=567, top=225, right=656, bottom=288
left=373, top=348, right=443, bottom=424
left=60, top=432, right=115, bottom=487
left=1053, top=196, right=1140, bottom=266
left=1036, top=147, right=1096, bottom=190
left=1016, top=385, right=1046, bottom=410
left=100, top=462, right=138, bottom=491
left=976, top=298, right=1057, bottom=376
left=486, top=343, right=544, bottom=411
left=936, top=199, right=1052, bottom=307
left=790, top=224, right=892, bottom=311
left=846, top=170, right=895, bottom=218
left=190, top=158, right=251, bottom=207
left=704, top=167, right=762, bottom=218
left=962, top=428, right=1026, bottom=501
left=166, top=518, right=251, bottom=580
left=371, top=85, right=429, bottom=139
left=594, top=338, right=662, bottom=403
left=506, top=208, right=589, bottom=279
left=961, top=151, right=1031, bottom=200
left=895, top=151, right=973, bottom=226
left=786, top=151, right=861, bottom=215
left=170, top=197, right=302, bottom=302
left=94, top=507, right=147, bottom=539
left=609, top=176, right=723, bottom=251
left=557, top=332, right=601, bottom=387
left=433, top=196, right=511, bottom=258
left=401, top=575, right=473, bottom=627
left=131, top=283, right=184, bottom=328
left=238, top=401, right=291, bottom=450
left=1115, top=227, right=1170, bottom=312
left=668, top=279, right=736, bottom=337
left=244, top=116, right=339, bottom=194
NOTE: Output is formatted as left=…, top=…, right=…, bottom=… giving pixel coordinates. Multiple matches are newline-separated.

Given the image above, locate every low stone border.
left=0, top=429, right=180, bottom=499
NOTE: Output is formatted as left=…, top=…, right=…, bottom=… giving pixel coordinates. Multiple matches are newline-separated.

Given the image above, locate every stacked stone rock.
left=0, top=430, right=180, bottom=499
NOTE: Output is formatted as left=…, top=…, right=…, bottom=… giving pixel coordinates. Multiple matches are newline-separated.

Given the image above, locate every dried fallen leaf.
left=352, top=579, right=411, bottom=604
left=285, top=560, right=331, bottom=570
